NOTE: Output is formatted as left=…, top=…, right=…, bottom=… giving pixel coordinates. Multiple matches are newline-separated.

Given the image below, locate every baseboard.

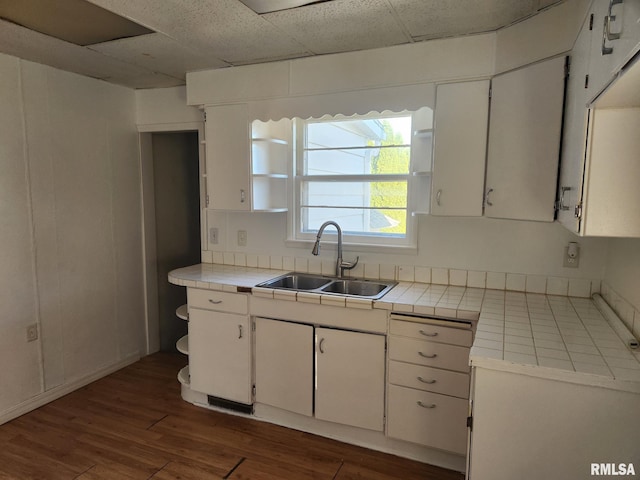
left=0, top=353, right=141, bottom=426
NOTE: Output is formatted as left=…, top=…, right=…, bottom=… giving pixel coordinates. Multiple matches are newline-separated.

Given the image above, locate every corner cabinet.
left=485, top=56, right=567, bottom=222
left=430, top=80, right=490, bottom=217
left=204, top=105, right=290, bottom=212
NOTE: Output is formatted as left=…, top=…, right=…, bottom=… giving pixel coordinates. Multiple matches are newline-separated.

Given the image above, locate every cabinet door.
left=254, top=318, right=313, bottom=416
left=188, top=308, right=252, bottom=404
left=315, top=328, right=385, bottom=431
left=431, top=80, right=489, bottom=216
left=557, top=9, right=594, bottom=233
left=205, top=104, right=250, bottom=211
left=485, top=56, right=566, bottom=221
left=582, top=107, right=640, bottom=236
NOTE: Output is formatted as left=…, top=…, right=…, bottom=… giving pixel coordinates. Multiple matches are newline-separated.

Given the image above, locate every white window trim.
left=287, top=113, right=420, bottom=252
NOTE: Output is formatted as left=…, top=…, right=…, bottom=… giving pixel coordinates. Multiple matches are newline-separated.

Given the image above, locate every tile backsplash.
left=202, top=250, right=601, bottom=299
left=601, top=282, right=640, bottom=342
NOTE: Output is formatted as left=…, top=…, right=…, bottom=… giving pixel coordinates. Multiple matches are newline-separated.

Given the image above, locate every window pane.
left=305, top=147, right=410, bottom=176
left=302, top=207, right=407, bottom=236
left=302, top=181, right=408, bottom=208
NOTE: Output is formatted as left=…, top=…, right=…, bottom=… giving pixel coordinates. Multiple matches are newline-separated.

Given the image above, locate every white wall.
left=0, top=53, right=144, bottom=422
left=602, top=238, right=640, bottom=339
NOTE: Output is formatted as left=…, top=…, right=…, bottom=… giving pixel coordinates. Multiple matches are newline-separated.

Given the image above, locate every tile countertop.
left=169, top=264, right=640, bottom=392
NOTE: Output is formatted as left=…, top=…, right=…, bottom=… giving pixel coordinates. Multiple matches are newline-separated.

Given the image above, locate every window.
left=290, top=111, right=427, bottom=248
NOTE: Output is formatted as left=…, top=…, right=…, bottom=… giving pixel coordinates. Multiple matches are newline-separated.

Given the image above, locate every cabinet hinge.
left=589, top=13, right=594, bottom=31
left=584, top=74, right=590, bottom=89
left=252, top=321, right=256, bottom=332
left=564, top=57, right=570, bottom=78
left=488, top=84, right=492, bottom=99
left=574, top=202, right=583, bottom=219
left=203, top=110, right=207, bottom=122
left=206, top=194, right=210, bottom=207
left=467, top=416, right=473, bottom=431
left=252, top=385, right=256, bottom=397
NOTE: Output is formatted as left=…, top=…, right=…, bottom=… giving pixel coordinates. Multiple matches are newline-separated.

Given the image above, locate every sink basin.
left=257, top=273, right=332, bottom=291
left=320, top=280, right=390, bottom=297
left=256, top=273, right=396, bottom=299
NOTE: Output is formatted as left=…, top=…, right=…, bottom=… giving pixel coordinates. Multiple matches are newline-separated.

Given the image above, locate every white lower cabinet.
left=187, top=289, right=252, bottom=405
left=254, top=317, right=386, bottom=432
left=254, top=318, right=313, bottom=416
left=315, top=327, right=386, bottom=432
left=386, top=315, right=472, bottom=455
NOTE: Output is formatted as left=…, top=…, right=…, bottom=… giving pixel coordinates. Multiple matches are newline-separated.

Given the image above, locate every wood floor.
left=0, top=353, right=464, bottom=480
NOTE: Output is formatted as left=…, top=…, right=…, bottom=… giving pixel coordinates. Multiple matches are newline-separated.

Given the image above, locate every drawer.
left=188, top=288, right=248, bottom=314
left=388, top=361, right=469, bottom=399
left=387, top=384, right=468, bottom=455
left=388, top=336, right=470, bottom=373
left=389, top=319, right=472, bottom=347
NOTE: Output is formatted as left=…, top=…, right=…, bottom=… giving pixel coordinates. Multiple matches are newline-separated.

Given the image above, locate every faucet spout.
left=311, top=221, right=358, bottom=278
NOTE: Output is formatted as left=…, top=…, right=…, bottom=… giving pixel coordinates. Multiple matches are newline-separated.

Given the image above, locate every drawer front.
left=387, top=384, right=468, bottom=455
left=388, top=361, right=470, bottom=399
left=388, top=336, right=470, bottom=373
left=389, top=319, right=472, bottom=347
left=188, top=288, right=248, bottom=314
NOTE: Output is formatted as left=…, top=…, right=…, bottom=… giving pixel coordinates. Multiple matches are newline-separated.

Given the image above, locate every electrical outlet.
left=26, top=324, right=38, bottom=342
left=209, top=227, right=219, bottom=245
left=238, top=230, right=247, bottom=247
left=563, top=246, right=580, bottom=268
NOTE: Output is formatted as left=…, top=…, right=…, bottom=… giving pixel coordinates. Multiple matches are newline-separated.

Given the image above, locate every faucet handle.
left=340, top=256, right=359, bottom=270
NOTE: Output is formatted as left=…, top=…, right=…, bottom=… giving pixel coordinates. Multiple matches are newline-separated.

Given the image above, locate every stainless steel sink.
left=320, top=279, right=391, bottom=297
left=258, top=273, right=331, bottom=291
left=255, top=273, right=396, bottom=299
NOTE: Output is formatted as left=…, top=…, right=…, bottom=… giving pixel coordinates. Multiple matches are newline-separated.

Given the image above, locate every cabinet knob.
left=319, top=337, right=325, bottom=354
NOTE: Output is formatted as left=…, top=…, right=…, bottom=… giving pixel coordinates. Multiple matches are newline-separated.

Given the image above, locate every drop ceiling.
left=0, top=0, right=563, bottom=89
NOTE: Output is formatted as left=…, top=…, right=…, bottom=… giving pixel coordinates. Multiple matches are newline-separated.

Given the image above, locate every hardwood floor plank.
left=0, top=353, right=463, bottom=480
left=149, top=461, right=225, bottom=480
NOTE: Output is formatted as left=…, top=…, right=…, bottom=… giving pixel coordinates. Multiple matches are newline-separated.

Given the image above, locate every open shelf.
left=176, top=304, right=188, bottom=321
left=177, top=365, right=190, bottom=386
left=176, top=335, right=189, bottom=355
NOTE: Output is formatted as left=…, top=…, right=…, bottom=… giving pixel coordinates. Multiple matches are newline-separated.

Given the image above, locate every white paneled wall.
left=0, top=53, right=144, bottom=422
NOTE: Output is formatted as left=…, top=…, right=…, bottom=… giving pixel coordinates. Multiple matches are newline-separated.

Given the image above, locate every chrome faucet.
left=311, top=221, right=359, bottom=278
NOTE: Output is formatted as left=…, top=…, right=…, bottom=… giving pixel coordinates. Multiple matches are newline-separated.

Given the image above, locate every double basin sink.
left=256, top=272, right=397, bottom=300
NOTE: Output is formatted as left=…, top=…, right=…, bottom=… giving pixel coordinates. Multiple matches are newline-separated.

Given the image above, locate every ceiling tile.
left=89, top=33, right=230, bottom=79
left=86, top=0, right=311, bottom=64
left=262, top=0, right=411, bottom=54
left=388, top=0, right=536, bottom=40
left=0, top=20, right=181, bottom=88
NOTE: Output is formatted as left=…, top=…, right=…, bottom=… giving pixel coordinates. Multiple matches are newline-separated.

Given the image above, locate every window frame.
left=287, top=112, right=420, bottom=251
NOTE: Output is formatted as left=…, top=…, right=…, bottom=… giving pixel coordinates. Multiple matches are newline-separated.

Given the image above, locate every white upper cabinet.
left=205, top=104, right=251, bottom=211
left=430, top=80, right=490, bottom=217
left=558, top=0, right=640, bottom=237
left=204, top=105, right=290, bottom=211
left=485, top=56, right=567, bottom=222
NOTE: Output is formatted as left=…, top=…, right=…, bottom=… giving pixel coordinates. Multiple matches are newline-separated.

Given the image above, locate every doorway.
left=140, top=130, right=202, bottom=353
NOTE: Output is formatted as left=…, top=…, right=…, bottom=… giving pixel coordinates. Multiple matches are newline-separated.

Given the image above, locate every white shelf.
left=252, top=173, right=288, bottom=179
left=412, top=171, right=431, bottom=176
left=413, top=128, right=433, bottom=138
left=177, top=365, right=190, bottom=386
left=176, top=304, right=188, bottom=321
left=252, top=137, right=288, bottom=145
left=176, top=335, right=189, bottom=355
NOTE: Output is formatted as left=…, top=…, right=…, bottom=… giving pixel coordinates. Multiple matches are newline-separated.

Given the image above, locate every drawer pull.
left=418, top=352, right=437, bottom=359
left=417, top=376, right=436, bottom=384
left=417, top=401, right=436, bottom=409
left=208, top=299, right=223, bottom=304
left=419, top=330, right=438, bottom=337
